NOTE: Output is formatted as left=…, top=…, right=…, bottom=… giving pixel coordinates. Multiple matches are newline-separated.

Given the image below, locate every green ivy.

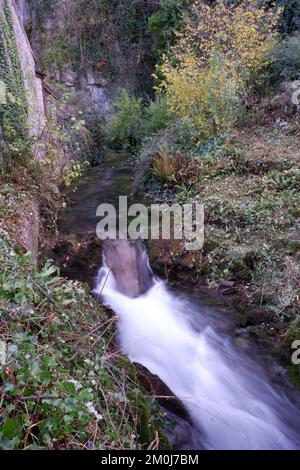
left=0, top=0, right=29, bottom=166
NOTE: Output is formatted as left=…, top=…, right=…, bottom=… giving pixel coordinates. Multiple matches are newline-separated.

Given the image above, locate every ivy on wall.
left=0, top=0, right=28, bottom=163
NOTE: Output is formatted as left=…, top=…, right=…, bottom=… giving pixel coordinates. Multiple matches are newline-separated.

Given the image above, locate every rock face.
left=25, top=0, right=157, bottom=113
left=84, top=72, right=109, bottom=111
left=17, top=199, right=40, bottom=266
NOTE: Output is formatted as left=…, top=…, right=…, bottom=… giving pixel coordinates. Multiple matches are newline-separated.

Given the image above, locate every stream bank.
left=0, top=163, right=170, bottom=450
left=50, top=152, right=296, bottom=371
left=47, top=152, right=300, bottom=449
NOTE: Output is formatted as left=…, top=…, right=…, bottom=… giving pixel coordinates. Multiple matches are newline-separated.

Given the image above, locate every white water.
left=95, top=264, right=300, bottom=450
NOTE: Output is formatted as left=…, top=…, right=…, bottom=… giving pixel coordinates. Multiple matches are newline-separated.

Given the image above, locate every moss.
left=284, top=321, right=300, bottom=346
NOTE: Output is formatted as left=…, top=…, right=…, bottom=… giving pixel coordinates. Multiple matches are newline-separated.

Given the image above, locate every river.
left=56, top=153, right=300, bottom=450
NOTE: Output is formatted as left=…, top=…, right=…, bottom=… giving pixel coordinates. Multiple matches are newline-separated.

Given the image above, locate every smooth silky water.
left=58, top=153, right=300, bottom=450
left=94, top=243, right=300, bottom=450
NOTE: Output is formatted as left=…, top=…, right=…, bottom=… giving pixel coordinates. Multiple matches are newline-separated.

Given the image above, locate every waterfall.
left=94, top=240, right=300, bottom=450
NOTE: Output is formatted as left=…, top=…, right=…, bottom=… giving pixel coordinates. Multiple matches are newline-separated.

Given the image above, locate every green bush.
left=134, top=117, right=197, bottom=195
left=105, top=91, right=171, bottom=150
left=277, top=0, right=300, bottom=35
left=105, top=90, right=143, bottom=149
left=141, top=96, right=171, bottom=138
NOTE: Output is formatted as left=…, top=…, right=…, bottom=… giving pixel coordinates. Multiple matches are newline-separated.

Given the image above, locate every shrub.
left=141, top=95, right=171, bottom=138
left=162, top=54, right=244, bottom=140
left=134, top=116, right=201, bottom=194
left=105, top=92, right=171, bottom=150
left=158, top=0, right=281, bottom=140
left=34, top=96, right=92, bottom=186
left=105, top=90, right=143, bottom=149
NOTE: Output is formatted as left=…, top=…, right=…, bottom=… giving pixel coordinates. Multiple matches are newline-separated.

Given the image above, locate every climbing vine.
left=0, top=0, right=29, bottom=166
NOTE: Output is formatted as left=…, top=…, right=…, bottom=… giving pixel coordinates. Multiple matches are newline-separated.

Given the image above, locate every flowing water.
left=58, top=153, right=300, bottom=450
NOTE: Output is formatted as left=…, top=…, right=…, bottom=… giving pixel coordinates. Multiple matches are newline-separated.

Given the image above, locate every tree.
left=157, top=0, right=282, bottom=139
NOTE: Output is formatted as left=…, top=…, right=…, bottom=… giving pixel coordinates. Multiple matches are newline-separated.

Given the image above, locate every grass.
left=199, top=118, right=300, bottom=317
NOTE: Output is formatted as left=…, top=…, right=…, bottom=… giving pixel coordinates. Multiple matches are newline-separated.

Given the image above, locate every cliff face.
left=19, top=0, right=158, bottom=112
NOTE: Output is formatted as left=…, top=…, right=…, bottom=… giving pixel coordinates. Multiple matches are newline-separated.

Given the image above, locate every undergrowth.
left=147, top=117, right=300, bottom=356
left=0, top=234, right=166, bottom=450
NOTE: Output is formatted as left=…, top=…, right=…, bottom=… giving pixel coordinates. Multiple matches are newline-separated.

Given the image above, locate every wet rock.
left=220, top=280, right=235, bottom=288
left=103, top=239, right=154, bottom=298
left=218, top=280, right=239, bottom=296
left=135, top=364, right=189, bottom=421
left=65, top=70, right=77, bottom=88
left=49, top=234, right=102, bottom=286
left=134, top=364, right=201, bottom=450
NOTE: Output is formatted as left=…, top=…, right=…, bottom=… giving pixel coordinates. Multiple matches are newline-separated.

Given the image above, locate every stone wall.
left=14, top=0, right=30, bottom=28
left=10, top=0, right=46, bottom=136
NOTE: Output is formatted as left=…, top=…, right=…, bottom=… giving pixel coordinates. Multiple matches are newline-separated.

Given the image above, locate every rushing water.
left=57, top=154, right=300, bottom=450
left=95, top=244, right=300, bottom=450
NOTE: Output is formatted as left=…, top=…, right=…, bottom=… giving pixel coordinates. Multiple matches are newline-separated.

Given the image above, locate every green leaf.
left=43, top=356, right=57, bottom=369
left=40, top=265, right=58, bottom=278
left=79, top=388, right=93, bottom=402
left=60, top=381, right=76, bottom=395
left=1, top=418, right=22, bottom=440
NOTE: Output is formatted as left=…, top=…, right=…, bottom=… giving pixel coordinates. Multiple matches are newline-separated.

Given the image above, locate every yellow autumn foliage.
left=157, top=0, right=282, bottom=138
